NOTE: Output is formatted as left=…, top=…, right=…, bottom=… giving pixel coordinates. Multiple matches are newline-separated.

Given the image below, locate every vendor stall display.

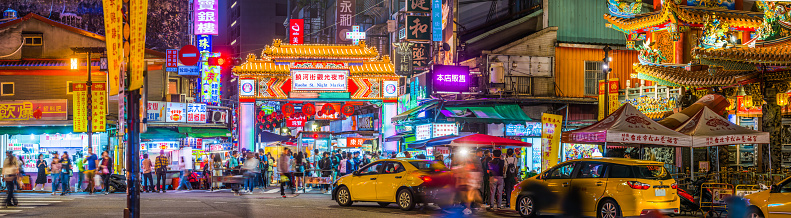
left=561, top=103, right=692, bottom=147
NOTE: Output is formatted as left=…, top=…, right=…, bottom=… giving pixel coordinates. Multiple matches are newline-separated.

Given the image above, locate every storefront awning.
left=177, top=127, right=231, bottom=138
left=141, top=127, right=186, bottom=140
left=442, top=104, right=531, bottom=123
left=0, top=125, right=73, bottom=135
left=392, top=101, right=439, bottom=122
left=384, top=132, right=413, bottom=142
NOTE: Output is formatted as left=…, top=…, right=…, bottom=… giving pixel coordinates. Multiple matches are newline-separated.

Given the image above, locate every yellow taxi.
left=510, top=158, right=679, bottom=218
left=745, top=176, right=791, bottom=217
left=332, top=159, right=451, bottom=211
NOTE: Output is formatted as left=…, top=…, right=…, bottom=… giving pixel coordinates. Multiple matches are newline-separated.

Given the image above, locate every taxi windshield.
left=634, top=165, right=671, bottom=180
left=409, top=161, right=448, bottom=171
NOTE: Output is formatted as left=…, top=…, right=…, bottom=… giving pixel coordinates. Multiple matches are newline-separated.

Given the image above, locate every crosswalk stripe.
left=12, top=201, right=61, bottom=203
left=0, top=210, right=21, bottom=213
left=265, top=189, right=279, bottom=193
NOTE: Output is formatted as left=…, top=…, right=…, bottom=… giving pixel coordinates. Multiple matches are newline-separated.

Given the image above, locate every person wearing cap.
left=155, top=150, right=170, bottom=193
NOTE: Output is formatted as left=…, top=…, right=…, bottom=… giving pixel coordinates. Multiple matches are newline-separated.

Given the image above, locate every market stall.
left=561, top=103, right=693, bottom=148
left=675, top=106, right=770, bottom=179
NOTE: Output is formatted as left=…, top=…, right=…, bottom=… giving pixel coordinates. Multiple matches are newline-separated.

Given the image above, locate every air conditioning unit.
left=489, top=62, right=504, bottom=83
left=211, top=111, right=227, bottom=123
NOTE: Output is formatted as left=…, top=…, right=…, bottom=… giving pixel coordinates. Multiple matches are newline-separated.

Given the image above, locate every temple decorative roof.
left=261, top=39, right=380, bottom=60
left=604, top=2, right=763, bottom=34
left=633, top=63, right=757, bottom=87
left=232, top=40, right=397, bottom=77
left=692, top=46, right=791, bottom=66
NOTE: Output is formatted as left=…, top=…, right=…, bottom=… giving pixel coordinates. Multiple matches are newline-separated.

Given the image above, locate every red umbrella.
left=450, top=134, right=531, bottom=147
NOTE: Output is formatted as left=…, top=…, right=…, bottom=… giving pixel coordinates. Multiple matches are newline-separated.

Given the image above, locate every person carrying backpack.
left=503, top=148, right=520, bottom=208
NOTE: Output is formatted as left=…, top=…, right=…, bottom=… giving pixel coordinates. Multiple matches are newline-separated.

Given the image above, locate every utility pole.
left=123, top=0, right=140, bottom=216
left=602, top=45, right=612, bottom=117
left=71, top=47, right=106, bottom=157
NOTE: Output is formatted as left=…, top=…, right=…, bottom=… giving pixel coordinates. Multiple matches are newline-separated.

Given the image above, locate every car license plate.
left=655, top=188, right=666, bottom=197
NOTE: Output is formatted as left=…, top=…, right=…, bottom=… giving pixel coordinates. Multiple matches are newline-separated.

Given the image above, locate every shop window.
left=23, top=36, right=42, bottom=46
left=584, top=61, right=606, bottom=96
left=1, top=82, right=14, bottom=96
left=66, top=81, right=74, bottom=94
left=168, top=78, right=179, bottom=94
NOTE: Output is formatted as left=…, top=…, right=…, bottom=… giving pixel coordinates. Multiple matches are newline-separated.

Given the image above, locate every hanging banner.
left=289, top=19, right=304, bottom=44
left=431, top=0, right=442, bottom=41
left=541, top=113, right=563, bottom=171
left=598, top=80, right=606, bottom=120
left=72, top=83, right=88, bottom=133
left=129, top=0, right=149, bottom=91
left=335, top=0, right=356, bottom=44
left=406, top=0, right=430, bottom=13
left=102, top=0, right=122, bottom=95
left=194, top=0, right=219, bottom=35
left=405, top=15, right=431, bottom=41
left=91, top=82, right=107, bottom=132
left=608, top=78, right=620, bottom=115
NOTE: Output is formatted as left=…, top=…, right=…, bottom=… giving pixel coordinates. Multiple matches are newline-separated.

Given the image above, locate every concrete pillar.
left=239, top=102, right=255, bottom=152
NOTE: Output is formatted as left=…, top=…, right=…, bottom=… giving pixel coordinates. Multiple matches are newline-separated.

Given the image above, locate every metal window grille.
left=584, top=61, right=605, bottom=96
left=505, top=76, right=532, bottom=95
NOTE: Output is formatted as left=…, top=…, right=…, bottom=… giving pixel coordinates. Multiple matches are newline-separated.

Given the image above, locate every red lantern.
left=282, top=103, right=295, bottom=116
left=320, top=103, right=335, bottom=115
left=341, top=104, right=354, bottom=116
left=302, top=103, right=316, bottom=116
left=257, top=112, right=266, bottom=123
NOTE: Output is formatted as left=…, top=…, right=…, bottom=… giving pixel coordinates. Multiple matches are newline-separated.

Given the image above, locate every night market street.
left=0, top=191, right=709, bottom=218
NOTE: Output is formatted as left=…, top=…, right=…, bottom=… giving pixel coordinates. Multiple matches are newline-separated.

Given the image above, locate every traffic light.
left=208, top=56, right=243, bottom=66
left=207, top=56, right=230, bottom=66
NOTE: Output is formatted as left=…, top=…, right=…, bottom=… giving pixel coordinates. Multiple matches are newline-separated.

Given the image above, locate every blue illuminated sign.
left=431, top=0, right=442, bottom=41
left=197, top=35, right=212, bottom=53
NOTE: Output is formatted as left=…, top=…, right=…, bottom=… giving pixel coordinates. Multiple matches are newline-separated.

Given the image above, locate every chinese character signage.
left=407, top=0, right=431, bottom=12
left=405, top=15, right=431, bottom=41
left=383, top=81, right=398, bottom=98
left=316, top=103, right=341, bottom=120
left=0, top=99, right=67, bottom=121
left=431, top=123, right=457, bottom=138
left=431, top=0, right=442, bottom=41
left=187, top=103, right=207, bottom=123
left=287, top=115, right=307, bottom=127
left=289, top=19, right=304, bottom=44
left=357, top=113, right=375, bottom=131
left=147, top=101, right=165, bottom=122
left=197, top=35, right=212, bottom=53
left=412, top=43, right=429, bottom=70
left=598, top=80, right=606, bottom=120
left=166, top=102, right=186, bottom=122
left=194, top=0, right=218, bottom=35
left=416, top=124, right=432, bottom=141
left=394, top=42, right=413, bottom=76
left=432, top=65, right=470, bottom=92
left=91, top=83, right=107, bottom=132
left=240, top=79, right=255, bottom=96
left=541, top=113, right=563, bottom=170
left=335, top=0, right=355, bottom=44
left=505, top=122, right=542, bottom=137
left=346, top=137, right=366, bottom=147
left=73, top=83, right=88, bottom=132
left=166, top=49, right=178, bottom=72
left=129, top=0, right=148, bottom=91
left=597, top=79, right=620, bottom=120
left=201, top=52, right=222, bottom=105
left=102, top=0, right=122, bottom=95
left=291, top=69, right=348, bottom=91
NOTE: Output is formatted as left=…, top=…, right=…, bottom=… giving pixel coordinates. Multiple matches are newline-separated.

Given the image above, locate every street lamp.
left=70, top=56, right=79, bottom=71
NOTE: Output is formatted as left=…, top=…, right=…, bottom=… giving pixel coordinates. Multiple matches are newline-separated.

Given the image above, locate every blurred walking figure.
left=176, top=156, right=193, bottom=191
left=50, top=152, right=62, bottom=196
left=83, top=147, right=99, bottom=194
left=503, top=148, right=519, bottom=207
left=211, top=154, right=223, bottom=191
left=242, top=152, right=260, bottom=194
left=454, top=157, right=482, bottom=215
left=318, top=152, right=332, bottom=193
left=98, top=151, right=113, bottom=194
left=487, top=150, right=505, bottom=210
left=3, top=151, right=20, bottom=207
left=60, top=152, right=73, bottom=195
left=279, top=148, right=293, bottom=197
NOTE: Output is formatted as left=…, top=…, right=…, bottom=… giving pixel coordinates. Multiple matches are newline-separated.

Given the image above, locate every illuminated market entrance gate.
left=232, top=39, right=399, bottom=156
